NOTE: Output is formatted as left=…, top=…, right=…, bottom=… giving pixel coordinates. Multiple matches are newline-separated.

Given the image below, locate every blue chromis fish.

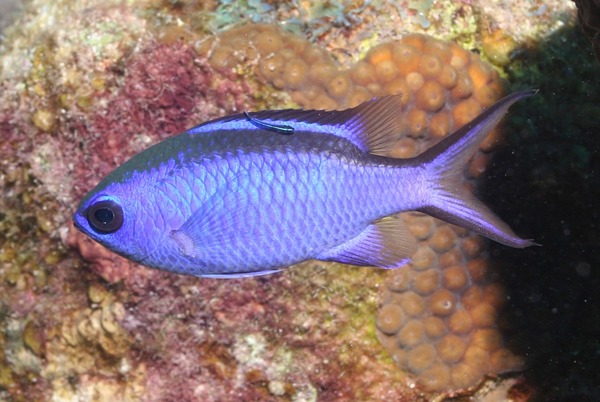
left=73, top=90, right=536, bottom=278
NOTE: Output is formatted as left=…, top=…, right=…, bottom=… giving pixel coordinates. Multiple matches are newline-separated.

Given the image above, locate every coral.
left=59, top=283, right=130, bottom=357
left=42, top=282, right=142, bottom=399
left=376, top=225, right=524, bottom=391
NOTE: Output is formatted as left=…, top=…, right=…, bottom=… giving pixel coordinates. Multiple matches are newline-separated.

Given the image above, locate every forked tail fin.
left=416, top=90, right=537, bottom=248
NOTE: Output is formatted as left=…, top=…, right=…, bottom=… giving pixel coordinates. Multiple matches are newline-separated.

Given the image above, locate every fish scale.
left=144, top=131, right=401, bottom=273
left=73, top=91, right=537, bottom=278
left=163, top=134, right=400, bottom=272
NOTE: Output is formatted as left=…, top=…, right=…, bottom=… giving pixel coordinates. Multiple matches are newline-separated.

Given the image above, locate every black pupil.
left=94, top=208, right=114, bottom=225
left=87, top=199, right=123, bottom=234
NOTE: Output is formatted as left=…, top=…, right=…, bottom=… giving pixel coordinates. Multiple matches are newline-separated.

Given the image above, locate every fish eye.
left=86, top=199, right=123, bottom=233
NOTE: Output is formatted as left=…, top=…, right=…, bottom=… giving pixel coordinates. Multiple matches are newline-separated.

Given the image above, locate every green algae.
left=78, top=20, right=126, bottom=57
left=433, top=1, right=478, bottom=51
left=211, top=0, right=274, bottom=31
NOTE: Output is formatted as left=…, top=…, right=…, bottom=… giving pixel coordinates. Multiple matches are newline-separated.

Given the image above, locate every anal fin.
left=199, top=269, right=283, bottom=279
left=316, top=216, right=417, bottom=268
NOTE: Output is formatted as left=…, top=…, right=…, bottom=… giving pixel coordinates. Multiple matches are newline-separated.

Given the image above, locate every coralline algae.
left=0, top=0, right=579, bottom=401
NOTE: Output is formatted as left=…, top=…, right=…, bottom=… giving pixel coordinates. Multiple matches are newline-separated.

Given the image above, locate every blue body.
left=73, top=92, right=535, bottom=278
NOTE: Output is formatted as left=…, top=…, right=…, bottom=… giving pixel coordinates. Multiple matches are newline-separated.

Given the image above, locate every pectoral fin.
left=316, top=216, right=417, bottom=268
left=169, top=181, right=254, bottom=261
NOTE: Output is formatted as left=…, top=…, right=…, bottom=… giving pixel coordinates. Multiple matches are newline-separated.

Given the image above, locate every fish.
left=73, top=90, right=537, bottom=278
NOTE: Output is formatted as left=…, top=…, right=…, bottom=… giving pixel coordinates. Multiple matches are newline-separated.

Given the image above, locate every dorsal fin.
left=340, top=95, right=409, bottom=156
left=189, top=95, right=408, bottom=156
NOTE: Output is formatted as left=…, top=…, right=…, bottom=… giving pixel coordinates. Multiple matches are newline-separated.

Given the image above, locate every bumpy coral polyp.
left=377, top=304, right=406, bottom=335
left=353, top=31, right=523, bottom=392
left=377, top=226, right=523, bottom=392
